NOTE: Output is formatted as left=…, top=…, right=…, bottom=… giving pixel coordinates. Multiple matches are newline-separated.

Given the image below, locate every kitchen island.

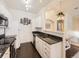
left=32, top=31, right=63, bottom=58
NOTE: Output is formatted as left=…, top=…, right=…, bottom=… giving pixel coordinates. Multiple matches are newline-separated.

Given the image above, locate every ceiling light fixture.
left=26, top=7, right=29, bottom=11
left=25, top=4, right=31, bottom=8
left=25, top=4, right=31, bottom=11
left=23, top=0, right=31, bottom=11
left=57, top=0, right=64, bottom=20
left=24, top=0, right=31, bottom=4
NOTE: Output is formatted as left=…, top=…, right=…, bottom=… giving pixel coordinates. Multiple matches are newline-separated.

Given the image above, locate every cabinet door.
left=50, top=42, right=62, bottom=58
left=44, top=10, right=56, bottom=32
left=35, top=36, right=39, bottom=51
left=35, top=36, right=47, bottom=57
left=35, top=36, right=42, bottom=54
left=38, top=38, right=45, bottom=57
left=41, top=40, right=50, bottom=58
left=35, top=16, right=42, bottom=28
left=45, top=10, right=55, bottom=20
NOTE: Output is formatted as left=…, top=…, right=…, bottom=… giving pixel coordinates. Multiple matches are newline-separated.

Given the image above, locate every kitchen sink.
left=43, top=38, right=57, bottom=42
left=41, top=37, right=60, bottom=44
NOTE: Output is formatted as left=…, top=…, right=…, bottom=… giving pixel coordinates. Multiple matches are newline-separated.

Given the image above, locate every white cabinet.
left=35, top=36, right=62, bottom=58
left=33, top=15, right=42, bottom=31
left=45, top=10, right=56, bottom=21
left=44, top=10, right=57, bottom=32
left=35, top=16, right=42, bottom=28
left=35, top=36, right=42, bottom=55
left=33, top=10, right=46, bottom=31
left=34, top=14, right=45, bottom=31
left=2, top=47, right=10, bottom=58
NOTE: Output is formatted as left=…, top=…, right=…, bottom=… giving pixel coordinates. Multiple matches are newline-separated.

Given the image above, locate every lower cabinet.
left=35, top=36, right=62, bottom=58
left=2, top=47, right=10, bottom=58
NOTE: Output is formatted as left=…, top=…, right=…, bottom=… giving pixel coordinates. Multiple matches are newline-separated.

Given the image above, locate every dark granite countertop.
left=33, top=31, right=62, bottom=45
left=0, top=37, right=16, bottom=58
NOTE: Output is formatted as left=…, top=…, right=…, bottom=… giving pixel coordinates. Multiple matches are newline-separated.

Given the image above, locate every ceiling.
left=3, top=0, right=53, bottom=14
left=45, top=0, right=79, bottom=16
left=2, top=0, right=79, bottom=15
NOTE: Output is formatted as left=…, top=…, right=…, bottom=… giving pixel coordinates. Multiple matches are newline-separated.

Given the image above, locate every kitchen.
left=0, top=0, right=79, bottom=58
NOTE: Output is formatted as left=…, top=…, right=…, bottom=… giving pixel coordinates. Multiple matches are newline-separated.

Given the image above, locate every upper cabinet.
left=45, top=10, right=56, bottom=20
left=33, top=8, right=65, bottom=33
left=43, top=9, right=65, bottom=33
left=44, top=10, right=57, bottom=32
left=35, top=15, right=42, bottom=28
left=33, top=10, right=46, bottom=31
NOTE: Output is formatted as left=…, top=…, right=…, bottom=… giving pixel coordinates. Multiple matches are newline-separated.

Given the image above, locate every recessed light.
left=24, top=0, right=31, bottom=4
left=25, top=5, right=31, bottom=11
left=26, top=7, right=29, bottom=11
left=25, top=5, right=31, bottom=8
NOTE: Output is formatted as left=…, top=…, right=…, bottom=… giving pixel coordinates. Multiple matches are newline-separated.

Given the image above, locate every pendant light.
left=57, top=0, right=64, bottom=32
left=57, top=0, right=64, bottom=20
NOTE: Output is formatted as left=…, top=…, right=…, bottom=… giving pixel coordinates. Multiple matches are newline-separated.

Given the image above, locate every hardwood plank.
left=16, top=42, right=41, bottom=58
left=66, top=45, right=79, bottom=58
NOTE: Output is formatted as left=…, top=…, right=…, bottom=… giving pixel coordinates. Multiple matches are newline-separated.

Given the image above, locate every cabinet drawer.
left=42, top=48, right=50, bottom=58
left=44, top=51, right=50, bottom=58
left=44, top=45, right=50, bottom=57
left=42, top=40, right=50, bottom=48
left=35, top=36, right=62, bottom=58
left=44, top=45, right=50, bottom=53
left=40, top=41, right=50, bottom=58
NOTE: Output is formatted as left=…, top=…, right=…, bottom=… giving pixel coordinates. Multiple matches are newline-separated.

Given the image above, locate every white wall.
left=0, top=0, right=13, bottom=35
left=0, top=0, right=35, bottom=48
left=7, top=9, right=35, bottom=48
left=32, top=0, right=79, bottom=46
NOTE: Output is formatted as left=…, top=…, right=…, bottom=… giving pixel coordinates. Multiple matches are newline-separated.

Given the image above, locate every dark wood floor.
left=16, top=42, right=79, bottom=58
left=16, top=42, right=41, bottom=58
left=66, top=45, right=79, bottom=58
